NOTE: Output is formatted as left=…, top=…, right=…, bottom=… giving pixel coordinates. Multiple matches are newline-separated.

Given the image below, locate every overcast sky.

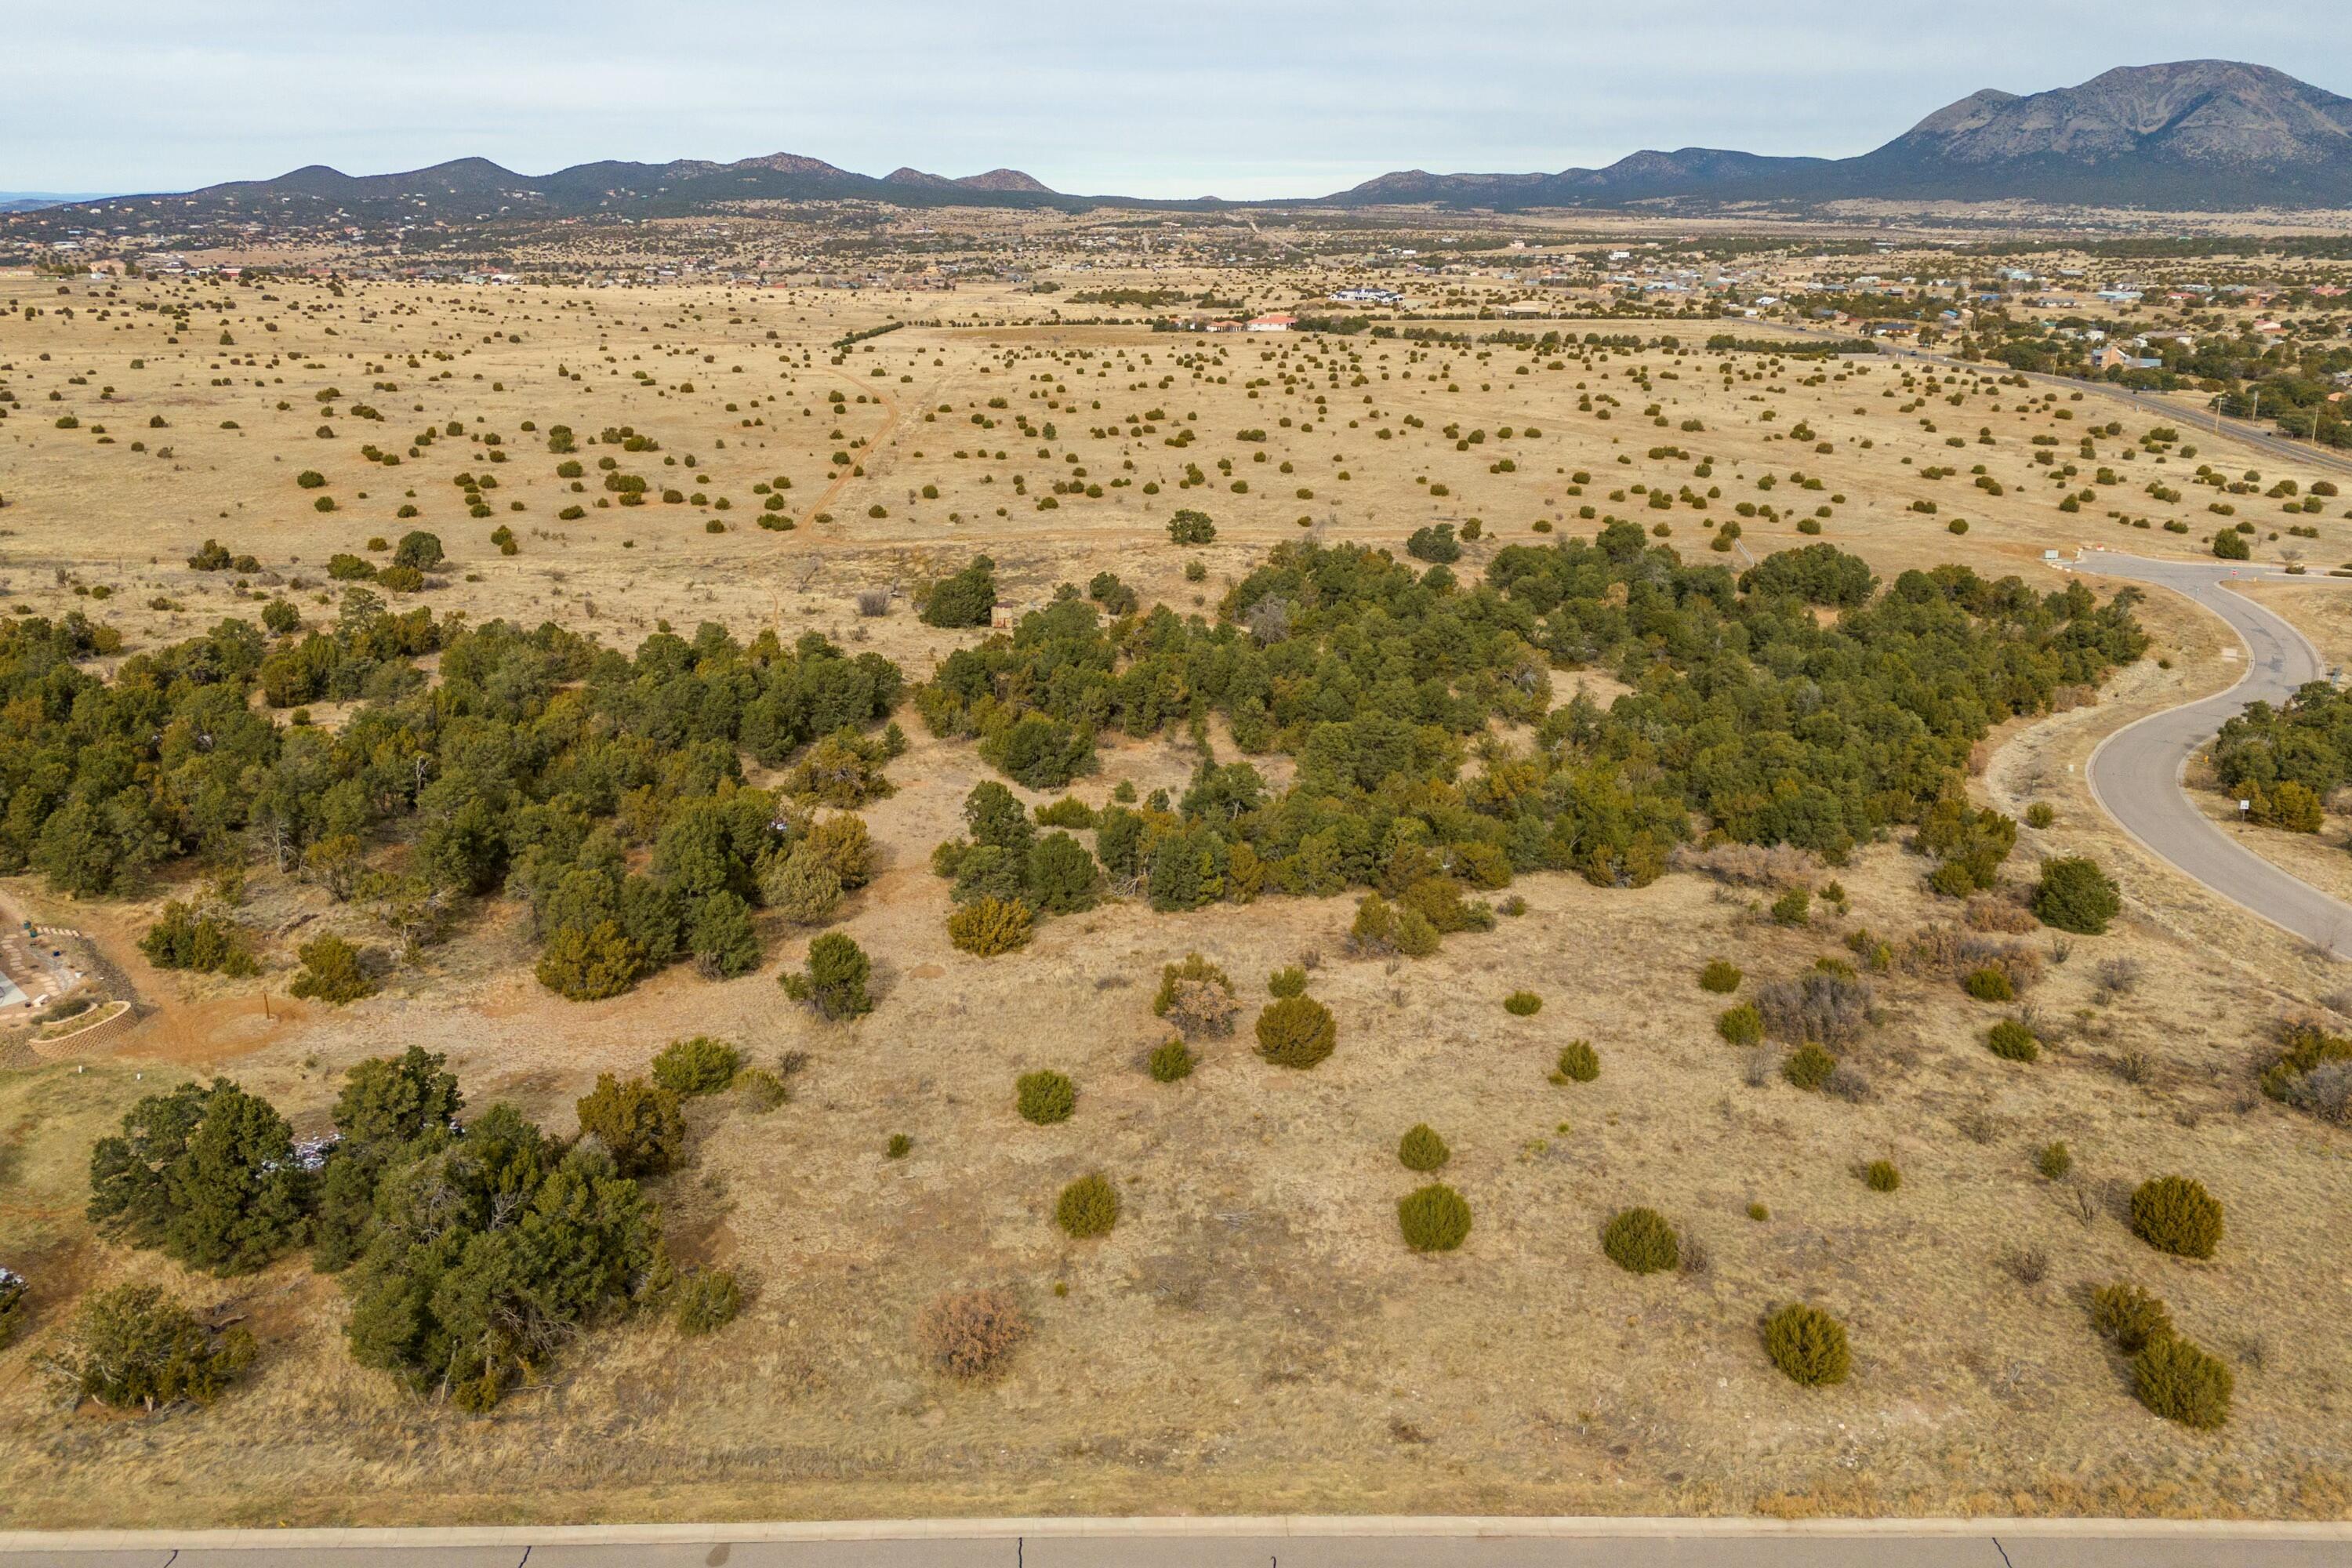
left=10, top=1, right=2347, bottom=198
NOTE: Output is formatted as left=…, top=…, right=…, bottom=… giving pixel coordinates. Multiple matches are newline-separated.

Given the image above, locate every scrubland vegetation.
left=1, top=259, right=2347, bottom=1529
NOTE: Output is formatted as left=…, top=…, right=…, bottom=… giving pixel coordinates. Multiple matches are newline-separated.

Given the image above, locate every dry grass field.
left=3, top=270, right=2351, bottom=1527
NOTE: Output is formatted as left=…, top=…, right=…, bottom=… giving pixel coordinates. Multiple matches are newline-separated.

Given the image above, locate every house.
left=1245, top=314, right=1295, bottom=332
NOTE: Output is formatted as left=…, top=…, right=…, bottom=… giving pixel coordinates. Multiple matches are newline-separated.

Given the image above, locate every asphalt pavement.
left=2075, top=552, right=2352, bottom=953
left=6, top=1519, right=2352, bottom=1568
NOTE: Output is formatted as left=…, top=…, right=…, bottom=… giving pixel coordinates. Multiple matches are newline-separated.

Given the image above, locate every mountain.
left=1327, top=60, right=2352, bottom=210
left=66, top=152, right=1086, bottom=225
left=953, top=168, right=1054, bottom=193
left=883, top=166, right=1054, bottom=193
left=17, top=60, right=2351, bottom=229
left=0, top=191, right=114, bottom=213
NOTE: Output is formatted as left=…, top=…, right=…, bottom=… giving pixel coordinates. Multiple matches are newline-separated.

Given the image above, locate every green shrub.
left=724, top=1061, right=784, bottom=1111
left=1762, top=1302, right=1851, bottom=1386
left=760, top=846, right=844, bottom=926
left=1747, top=1202, right=1770, bottom=1221
left=1148, top=1038, right=1195, bottom=1082
left=920, top=556, right=996, bottom=626
left=1397, top=1183, right=1472, bottom=1253
left=1769, top=886, right=1812, bottom=926
left=1035, top=796, right=1096, bottom=829
left=575, top=1073, right=684, bottom=1177
left=652, top=1035, right=741, bottom=1096
left=1503, top=990, right=1543, bottom=1016
left=1016, top=1069, right=1076, bottom=1125
left=1267, top=964, right=1307, bottom=998
left=1055, top=1173, right=1120, bottom=1238
left=1601, top=1207, right=1680, bottom=1274
left=1255, top=996, right=1337, bottom=1069
left=51, top=1284, right=256, bottom=1409
left=2034, top=856, right=2121, bottom=935
left=2090, top=1280, right=2173, bottom=1354
left=1398, top=1123, right=1451, bottom=1172
left=536, top=920, right=644, bottom=1000
left=2036, top=1140, right=2072, bottom=1181
left=2256, top=1018, right=2352, bottom=1112
left=1863, top=1159, right=1901, bottom=1192
left=781, top=932, right=873, bottom=1019
left=688, top=888, right=760, bottom=978
left=675, top=1269, right=742, bottom=1335
left=1699, top=960, right=1743, bottom=993
left=2132, top=1336, right=2233, bottom=1429
left=1783, top=1041, right=1836, bottom=1091
left=1554, top=1040, right=1600, bottom=1083
left=288, top=934, right=373, bottom=1004
left=948, top=895, right=1033, bottom=956
left=2026, top=803, right=2055, bottom=829
left=1963, top=967, right=2015, bottom=1002
left=85, top=1079, right=310, bottom=1276
left=1717, top=1004, right=1764, bottom=1046
left=1927, top=859, right=1980, bottom=899
left=2129, top=1175, right=2223, bottom=1259
left=140, top=899, right=259, bottom=976
left=392, top=529, right=444, bottom=571
left=886, top=1132, right=913, bottom=1158
left=1987, top=1019, right=2039, bottom=1062
left=1166, top=508, right=1216, bottom=545
left=1394, top=908, right=1442, bottom=957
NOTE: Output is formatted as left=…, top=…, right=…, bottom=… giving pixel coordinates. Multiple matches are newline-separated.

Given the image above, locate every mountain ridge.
left=21, top=60, right=2352, bottom=224
left=1324, top=60, right=2352, bottom=209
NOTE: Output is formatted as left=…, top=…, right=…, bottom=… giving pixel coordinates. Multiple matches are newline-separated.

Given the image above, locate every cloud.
left=7, top=0, right=2339, bottom=194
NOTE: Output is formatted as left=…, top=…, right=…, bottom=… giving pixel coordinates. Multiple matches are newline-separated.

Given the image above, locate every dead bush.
left=1964, top=895, right=2040, bottom=935
left=1954, top=1105, right=2003, bottom=1145
left=1669, top=842, right=1820, bottom=890
left=2282, top=1060, right=2352, bottom=1124
left=2095, top=957, right=2144, bottom=1002
left=1152, top=953, right=1238, bottom=1038
left=1754, top=971, right=1875, bottom=1048
left=916, top=1288, right=1033, bottom=1381
left=1901, top=924, right=2042, bottom=992
left=1824, top=1064, right=1872, bottom=1102
left=855, top=587, right=892, bottom=617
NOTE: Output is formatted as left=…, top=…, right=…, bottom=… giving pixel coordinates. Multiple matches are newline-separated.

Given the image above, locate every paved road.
left=7, top=1519, right=2352, bottom=1568
left=2075, top=552, right=2352, bottom=954
left=1776, top=327, right=2352, bottom=479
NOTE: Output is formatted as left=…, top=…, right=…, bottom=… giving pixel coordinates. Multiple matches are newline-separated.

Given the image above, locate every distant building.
left=1246, top=313, right=1295, bottom=332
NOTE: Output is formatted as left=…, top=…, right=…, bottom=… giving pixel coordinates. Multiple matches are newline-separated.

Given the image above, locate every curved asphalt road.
left=2074, top=552, right=2352, bottom=955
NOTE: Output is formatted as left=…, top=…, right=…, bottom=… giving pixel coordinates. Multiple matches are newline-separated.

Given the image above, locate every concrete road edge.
left=5, top=1516, right=2352, bottom=1551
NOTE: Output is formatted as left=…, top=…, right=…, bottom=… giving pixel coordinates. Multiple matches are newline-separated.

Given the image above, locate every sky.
left=10, top=0, right=2349, bottom=199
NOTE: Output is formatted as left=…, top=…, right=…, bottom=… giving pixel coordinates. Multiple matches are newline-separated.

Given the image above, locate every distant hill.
left=84, top=152, right=1088, bottom=225
left=22, top=60, right=2352, bottom=230
left=0, top=191, right=113, bottom=213
left=1326, top=61, right=2352, bottom=210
